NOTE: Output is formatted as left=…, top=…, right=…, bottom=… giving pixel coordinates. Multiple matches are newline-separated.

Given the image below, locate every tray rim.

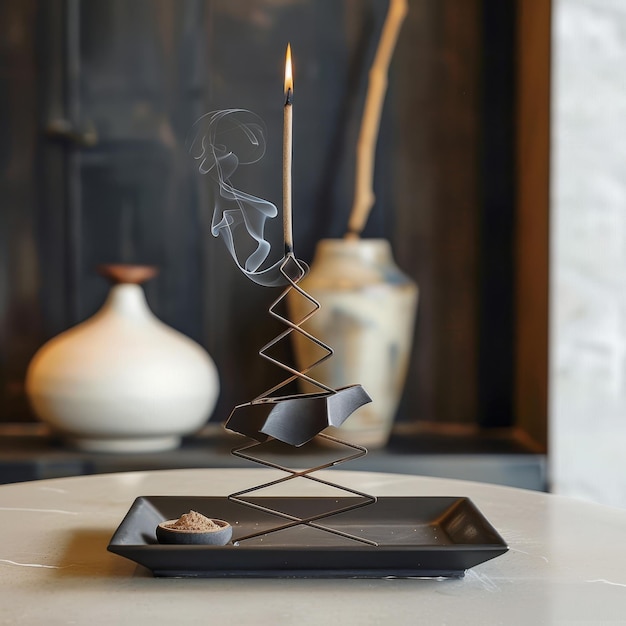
left=107, top=495, right=508, bottom=578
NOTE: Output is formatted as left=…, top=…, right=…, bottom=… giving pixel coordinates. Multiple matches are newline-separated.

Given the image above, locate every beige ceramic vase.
left=287, top=239, right=418, bottom=448
left=26, top=265, right=219, bottom=452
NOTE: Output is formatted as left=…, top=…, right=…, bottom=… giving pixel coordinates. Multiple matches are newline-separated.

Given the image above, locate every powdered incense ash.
left=156, top=511, right=233, bottom=545
left=163, top=510, right=221, bottom=531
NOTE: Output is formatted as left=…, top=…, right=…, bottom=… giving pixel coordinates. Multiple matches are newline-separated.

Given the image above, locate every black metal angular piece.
left=224, top=384, right=371, bottom=446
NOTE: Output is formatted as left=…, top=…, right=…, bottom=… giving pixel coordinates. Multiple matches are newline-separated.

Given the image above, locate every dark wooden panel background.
left=0, top=0, right=549, bottom=449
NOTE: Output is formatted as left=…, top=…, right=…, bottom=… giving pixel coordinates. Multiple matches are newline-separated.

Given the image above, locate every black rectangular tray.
left=107, top=496, right=507, bottom=578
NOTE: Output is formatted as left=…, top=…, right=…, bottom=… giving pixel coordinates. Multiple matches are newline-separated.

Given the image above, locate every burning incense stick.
left=345, top=0, right=408, bottom=239
left=283, top=43, right=294, bottom=253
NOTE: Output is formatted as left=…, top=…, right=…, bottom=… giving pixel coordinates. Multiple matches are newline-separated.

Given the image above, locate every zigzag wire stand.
left=226, top=252, right=378, bottom=547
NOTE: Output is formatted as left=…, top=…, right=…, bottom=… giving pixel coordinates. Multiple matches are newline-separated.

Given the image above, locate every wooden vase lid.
left=97, top=264, right=158, bottom=285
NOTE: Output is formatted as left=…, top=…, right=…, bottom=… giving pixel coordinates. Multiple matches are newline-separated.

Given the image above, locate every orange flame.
left=284, top=43, right=293, bottom=99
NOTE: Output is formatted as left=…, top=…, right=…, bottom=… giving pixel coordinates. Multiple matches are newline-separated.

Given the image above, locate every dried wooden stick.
left=345, top=0, right=408, bottom=239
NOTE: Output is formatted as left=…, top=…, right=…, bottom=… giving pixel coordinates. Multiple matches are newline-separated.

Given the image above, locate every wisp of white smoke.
left=188, top=109, right=302, bottom=287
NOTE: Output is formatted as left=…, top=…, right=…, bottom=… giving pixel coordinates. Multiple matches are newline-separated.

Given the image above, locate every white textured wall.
left=551, top=0, right=626, bottom=507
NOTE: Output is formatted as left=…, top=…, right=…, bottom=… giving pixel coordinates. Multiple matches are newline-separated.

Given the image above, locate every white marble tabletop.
left=0, top=468, right=625, bottom=625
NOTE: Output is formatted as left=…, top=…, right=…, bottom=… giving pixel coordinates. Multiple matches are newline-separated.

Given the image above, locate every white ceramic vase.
left=26, top=265, right=219, bottom=452
left=287, top=239, right=418, bottom=448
